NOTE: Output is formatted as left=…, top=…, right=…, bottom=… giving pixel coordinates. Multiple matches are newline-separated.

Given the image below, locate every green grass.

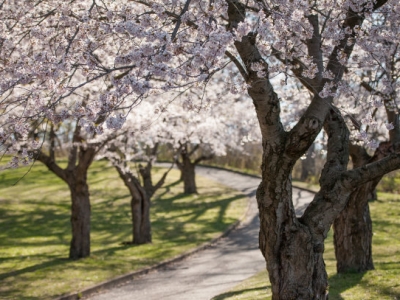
left=212, top=192, right=400, bottom=300
left=0, top=160, right=247, bottom=299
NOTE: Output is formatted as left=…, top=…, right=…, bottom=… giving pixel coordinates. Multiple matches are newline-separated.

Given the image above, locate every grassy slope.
left=212, top=192, right=400, bottom=300
left=0, top=160, right=247, bottom=299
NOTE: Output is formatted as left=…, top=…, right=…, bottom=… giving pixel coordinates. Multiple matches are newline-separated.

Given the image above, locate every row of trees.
left=10, top=94, right=260, bottom=259
left=1, top=0, right=400, bottom=298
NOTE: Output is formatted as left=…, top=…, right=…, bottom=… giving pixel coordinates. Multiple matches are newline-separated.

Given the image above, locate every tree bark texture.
left=333, top=184, right=374, bottom=273
left=333, top=143, right=390, bottom=273
left=67, top=172, right=91, bottom=259
left=257, top=143, right=330, bottom=300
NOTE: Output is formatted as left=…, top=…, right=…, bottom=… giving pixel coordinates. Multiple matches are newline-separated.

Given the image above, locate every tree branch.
left=227, top=0, right=284, bottom=141
left=225, top=50, right=249, bottom=81
left=33, top=150, right=67, bottom=182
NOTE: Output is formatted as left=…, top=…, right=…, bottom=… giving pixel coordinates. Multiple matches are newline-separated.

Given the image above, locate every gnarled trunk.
left=68, top=174, right=91, bottom=259
left=258, top=151, right=329, bottom=299
left=333, top=184, right=374, bottom=273
left=333, top=143, right=389, bottom=273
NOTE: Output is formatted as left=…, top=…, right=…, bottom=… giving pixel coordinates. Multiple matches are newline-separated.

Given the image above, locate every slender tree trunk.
left=115, top=166, right=152, bottom=244
left=333, top=184, right=374, bottom=273
left=67, top=173, right=91, bottom=259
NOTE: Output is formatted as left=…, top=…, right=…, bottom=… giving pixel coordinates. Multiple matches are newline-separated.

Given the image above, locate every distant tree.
left=28, top=119, right=118, bottom=259
left=102, top=102, right=173, bottom=244
left=163, top=91, right=260, bottom=194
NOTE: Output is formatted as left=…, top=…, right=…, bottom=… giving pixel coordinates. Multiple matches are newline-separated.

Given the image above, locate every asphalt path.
left=89, top=166, right=314, bottom=300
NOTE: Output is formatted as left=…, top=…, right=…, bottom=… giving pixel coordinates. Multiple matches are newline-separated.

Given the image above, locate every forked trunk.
left=115, top=166, right=152, bottom=244
left=333, top=182, right=376, bottom=273
left=258, top=163, right=329, bottom=299
left=68, top=175, right=91, bottom=259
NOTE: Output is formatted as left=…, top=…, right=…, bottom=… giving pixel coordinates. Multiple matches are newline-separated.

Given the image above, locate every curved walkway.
left=88, top=166, right=314, bottom=300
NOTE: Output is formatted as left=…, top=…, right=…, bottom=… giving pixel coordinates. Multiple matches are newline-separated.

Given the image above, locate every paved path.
left=89, top=166, right=314, bottom=300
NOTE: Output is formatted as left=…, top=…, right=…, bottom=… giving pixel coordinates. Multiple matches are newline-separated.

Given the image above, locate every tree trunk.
left=115, top=166, right=152, bottom=244
left=258, top=159, right=329, bottom=300
left=182, top=160, right=197, bottom=194
left=333, top=143, right=389, bottom=273
left=131, top=188, right=151, bottom=244
left=68, top=173, right=91, bottom=259
left=333, top=184, right=374, bottom=273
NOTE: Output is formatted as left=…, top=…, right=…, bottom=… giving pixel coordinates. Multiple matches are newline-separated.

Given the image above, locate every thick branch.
left=194, top=153, right=214, bottom=165
left=152, top=162, right=174, bottom=197
left=227, top=0, right=285, bottom=142
left=34, top=150, right=67, bottom=182
left=188, top=143, right=199, bottom=156
left=349, top=143, right=371, bottom=168
left=225, top=50, right=249, bottom=81
left=300, top=108, right=350, bottom=236
left=343, top=152, right=400, bottom=189
left=285, top=94, right=331, bottom=160
left=324, top=0, right=388, bottom=86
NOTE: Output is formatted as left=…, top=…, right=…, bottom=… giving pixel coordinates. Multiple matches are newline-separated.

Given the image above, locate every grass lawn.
left=0, top=160, right=247, bottom=299
left=212, top=192, right=400, bottom=300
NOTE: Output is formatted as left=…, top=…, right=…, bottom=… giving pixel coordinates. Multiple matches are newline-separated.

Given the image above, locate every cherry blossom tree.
left=2, top=0, right=400, bottom=298
left=101, top=102, right=173, bottom=244
left=163, top=89, right=260, bottom=194
left=18, top=118, right=120, bottom=259
left=333, top=8, right=400, bottom=273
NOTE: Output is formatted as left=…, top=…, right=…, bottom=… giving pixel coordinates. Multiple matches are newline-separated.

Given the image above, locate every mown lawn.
left=212, top=192, right=400, bottom=300
left=0, top=160, right=247, bottom=299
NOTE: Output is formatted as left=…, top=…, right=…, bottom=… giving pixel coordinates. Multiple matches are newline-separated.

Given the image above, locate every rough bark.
left=333, top=143, right=391, bottom=273
left=35, top=147, right=95, bottom=259
left=333, top=77, right=400, bottom=273
left=333, top=184, right=375, bottom=273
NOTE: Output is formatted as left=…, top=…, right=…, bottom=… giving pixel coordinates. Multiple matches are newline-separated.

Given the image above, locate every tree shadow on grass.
left=328, top=271, right=366, bottom=300
left=212, top=287, right=268, bottom=300
left=328, top=267, right=400, bottom=300
left=0, top=257, right=70, bottom=281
